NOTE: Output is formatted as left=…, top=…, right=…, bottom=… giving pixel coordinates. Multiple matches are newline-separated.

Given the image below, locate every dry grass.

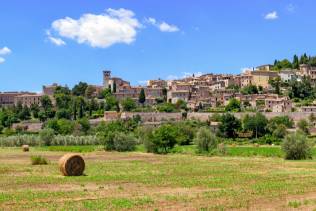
left=1, top=147, right=316, bottom=210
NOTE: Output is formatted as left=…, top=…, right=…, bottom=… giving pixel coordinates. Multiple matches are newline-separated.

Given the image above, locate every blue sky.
left=0, top=0, right=315, bottom=92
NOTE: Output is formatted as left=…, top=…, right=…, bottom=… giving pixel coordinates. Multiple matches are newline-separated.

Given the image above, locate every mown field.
left=2, top=146, right=316, bottom=210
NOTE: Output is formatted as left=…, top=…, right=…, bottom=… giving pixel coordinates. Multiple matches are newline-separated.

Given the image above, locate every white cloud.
left=50, top=8, right=141, bottom=48
left=264, top=11, right=278, bottom=20
left=46, top=30, right=66, bottom=46
left=146, top=17, right=156, bottom=25
left=0, top=47, right=11, bottom=55
left=159, top=22, right=179, bottom=32
left=145, top=17, right=179, bottom=32
left=48, top=36, right=66, bottom=46
left=0, top=47, right=11, bottom=64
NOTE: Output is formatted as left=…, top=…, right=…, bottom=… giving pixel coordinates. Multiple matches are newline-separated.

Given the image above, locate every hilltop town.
left=1, top=55, right=316, bottom=115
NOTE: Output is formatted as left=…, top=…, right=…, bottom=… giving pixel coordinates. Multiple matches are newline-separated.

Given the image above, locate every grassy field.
left=2, top=147, right=316, bottom=210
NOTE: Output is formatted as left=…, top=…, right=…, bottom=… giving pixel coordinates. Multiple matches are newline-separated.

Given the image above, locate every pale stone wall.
left=188, top=112, right=316, bottom=123
left=121, top=112, right=182, bottom=122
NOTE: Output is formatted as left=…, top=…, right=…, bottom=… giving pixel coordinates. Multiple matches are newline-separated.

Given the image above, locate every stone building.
left=265, top=97, right=292, bottom=112
left=14, top=93, right=43, bottom=107
left=43, top=83, right=59, bottom=96
left=251, top=70, right=278, bottom=89
left=0, top=92, right=36, bottom=107
left=103, top=70, right=130, bottom=92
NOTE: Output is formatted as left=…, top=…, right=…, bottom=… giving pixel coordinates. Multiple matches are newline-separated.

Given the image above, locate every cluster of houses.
left=102, top=64, right=316, bottom=112
left=1, top=63, right=316, bottom=113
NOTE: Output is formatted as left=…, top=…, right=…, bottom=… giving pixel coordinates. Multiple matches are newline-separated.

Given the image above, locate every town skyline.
left=1, top=0, right=316, bottom=91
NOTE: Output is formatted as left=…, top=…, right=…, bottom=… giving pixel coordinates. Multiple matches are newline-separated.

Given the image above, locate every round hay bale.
left=22, top=145, right=29, bottom=152
left=59, top=154, right=85, bottom=176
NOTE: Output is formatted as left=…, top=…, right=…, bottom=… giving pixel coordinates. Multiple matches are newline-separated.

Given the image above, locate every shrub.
left=143, top=124, right=177, bottom=153
left=52, top=135, right=100, bottom=146
left=104, top=132, right=137, bottom=152
left=297, top=119, right=310, bottom=134
left=218, top=113, right=241, bottom=138
left=39, top=128, right=55, bottom=146
left=194, top=127, right=217, bottom=153
left=141, top=128, right=157, bottom=153
left=121, top=98, right=137, bottom=111
left=272, top=124, right=287, bottom=139
left=0, top=135, right=39, bottom=147
left=282, top=132, right=313, bottom=160
left=174, top=123, right=195, bottom=145
left=31, top=155, right=48, bottom=165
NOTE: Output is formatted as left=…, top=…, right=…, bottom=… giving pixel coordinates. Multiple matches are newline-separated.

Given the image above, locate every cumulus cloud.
left=264, top=11, right=278, bottom=20
left=145, top=17, right=179, bottom=32
left=0, top=47, right=11, bottom=55
left=50, top=8, right=141, bottom=48
left=0, top=47, right=11, bottom=64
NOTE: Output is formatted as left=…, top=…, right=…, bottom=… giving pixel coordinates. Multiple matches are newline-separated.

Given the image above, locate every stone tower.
left=103, top=70, right=111, bottom=88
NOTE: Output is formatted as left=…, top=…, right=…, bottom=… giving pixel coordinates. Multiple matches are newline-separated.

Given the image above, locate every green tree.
left=269, top=76, right=281, bottom=95
left=30, top=103, right=40, bottom=119
left=267, top=116, right=294, bottom=132
left=72, top=82, right=88, bottom=96
left=56, top=108, right=72, bottom=120
left=104, top=132, right=137, bottom=152
left=272, top=124, right=287, bottom=139
left=77, top=97, right=86, bottom=118
left=151, top=124, right=177, bottom=153
left=77, top=118, right=91, bottom=134
left=157, top=103, right=177, bottom=112
left=105, top=96, right=118, bottom=111
left=121, top=98, right=136, bottom=112
left=241, top=85, right=258, bottom=95
left=293, top=54, right=299, bottom=69
left=243, top=113, right=268, bottom=138
left=85, top=85, right=96, bottom=99
left=138, top=88, right=146, bottom=106
left=39, top=128, right=55, bottom=146
left=194, top=127, right=217, bottom=153
left=218, top=113, right=241, bottom=138
left=162, top=88, right=168, bottom=102
left=300, top=53, right=309, bottom=64
left=174, top=122, right=195, bottom=145
left=175, top=99, right=187, bottom=110
left=55, top=93, right=72, bottom=110
left=99, top=88, right=112, bottom=99
left=297, top=119, right=309, bottom=134
left=225, top=98, right=241, bottom=112
left=113, top=82, right=117, bottom=93
left=282, top=132, right=313, bottom=160
left=273, top=59, right=292, bottom=70
left=40, top=95, right=53, bottom=112
left=18, top=106, right=31, bottom=120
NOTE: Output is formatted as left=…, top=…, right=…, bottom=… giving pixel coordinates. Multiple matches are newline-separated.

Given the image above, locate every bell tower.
left=103, top=70, right=111, bottom=88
